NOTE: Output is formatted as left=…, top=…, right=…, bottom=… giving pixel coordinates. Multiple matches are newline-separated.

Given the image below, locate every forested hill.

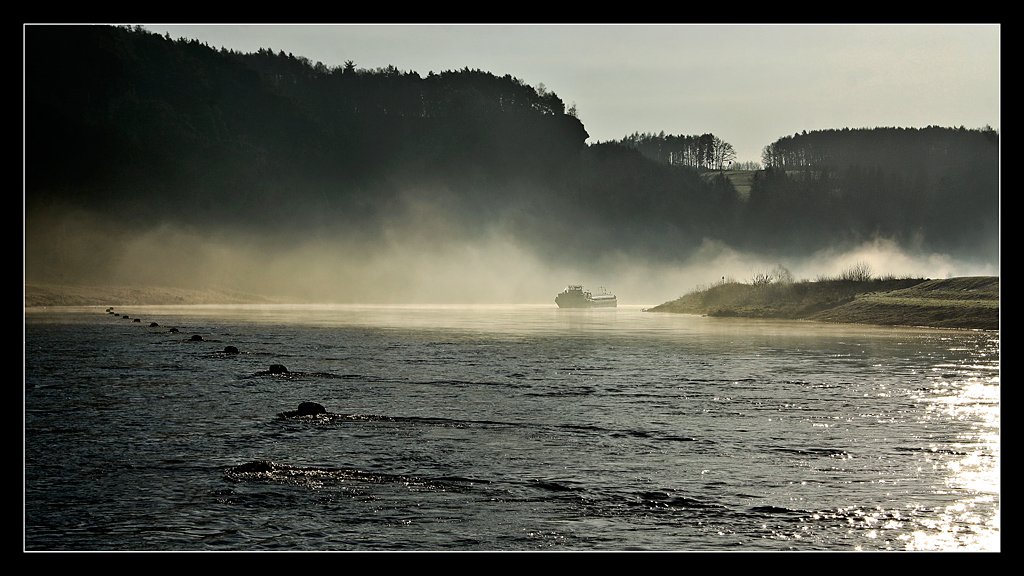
left=25, top=25, right=589, bottom=231
left=25, top=25, right=999, bottom=290
left=748, top=126, right=998, bottom=258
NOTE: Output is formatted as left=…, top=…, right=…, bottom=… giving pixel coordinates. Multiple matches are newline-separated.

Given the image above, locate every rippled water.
left=24, top=305, right=999, bottom=551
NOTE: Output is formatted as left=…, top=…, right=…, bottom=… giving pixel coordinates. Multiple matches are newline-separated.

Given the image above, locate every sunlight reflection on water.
left=900, top=364, right=999, bottom=550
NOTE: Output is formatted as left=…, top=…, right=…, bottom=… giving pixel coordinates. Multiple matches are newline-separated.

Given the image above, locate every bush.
left=839, top=261, right=873, bottom=282
left=750, top=264, right=793, bottom=286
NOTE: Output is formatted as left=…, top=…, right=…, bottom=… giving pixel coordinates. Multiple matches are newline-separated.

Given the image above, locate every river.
left=24, top=304, right=1000, bottom=551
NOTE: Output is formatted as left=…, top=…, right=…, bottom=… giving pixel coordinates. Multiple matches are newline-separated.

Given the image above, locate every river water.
left=24, top=304, right=999, bottom=551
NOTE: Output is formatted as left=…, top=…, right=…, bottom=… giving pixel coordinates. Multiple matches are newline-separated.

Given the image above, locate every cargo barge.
left=555, top=285, right=617, bottom=308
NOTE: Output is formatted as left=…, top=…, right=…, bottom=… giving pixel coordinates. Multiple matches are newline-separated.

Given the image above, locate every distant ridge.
left=26, top=25, right=999, bottom=287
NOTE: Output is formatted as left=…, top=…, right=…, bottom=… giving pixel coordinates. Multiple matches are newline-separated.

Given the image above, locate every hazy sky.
left=146, top=23, right=999, bottom=164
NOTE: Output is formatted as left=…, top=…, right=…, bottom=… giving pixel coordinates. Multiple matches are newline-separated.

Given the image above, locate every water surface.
left=25, top=305, right=999, bottom=550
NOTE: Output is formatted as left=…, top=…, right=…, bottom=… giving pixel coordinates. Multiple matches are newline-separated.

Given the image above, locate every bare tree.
left=714, top=138, right=737, bottom=170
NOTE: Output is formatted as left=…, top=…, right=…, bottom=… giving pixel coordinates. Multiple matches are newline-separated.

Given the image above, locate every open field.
left=700, top=169, right=756, bottom=197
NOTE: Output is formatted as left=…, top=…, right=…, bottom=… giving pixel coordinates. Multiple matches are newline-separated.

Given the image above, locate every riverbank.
left=24, top=284, right=295, bottom=308
left=26, top=277, right=1000, bottom=331
left=645, top=276, right=998, bottom=331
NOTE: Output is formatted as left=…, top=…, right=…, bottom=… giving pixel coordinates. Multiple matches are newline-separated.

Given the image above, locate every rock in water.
left=277, top=401, right=329, bottom=418
left=229, top=461, right=276, bottom=473
left=296, top=402, right=327, bottom=416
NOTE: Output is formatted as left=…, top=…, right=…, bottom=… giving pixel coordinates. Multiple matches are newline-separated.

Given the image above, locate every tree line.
left=743, top=126, right=998, bottom=259
left=761, top=126, right=998, bottom=173
left=25, top=25, right=999, bottom=276
left=615, top=131, right=737, bottom=171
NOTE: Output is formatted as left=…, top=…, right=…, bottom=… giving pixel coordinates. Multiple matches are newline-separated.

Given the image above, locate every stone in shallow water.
left=296, top=401, right=326, bottom=415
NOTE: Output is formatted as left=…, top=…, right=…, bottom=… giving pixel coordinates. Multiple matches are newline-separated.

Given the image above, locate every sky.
left=145, top=23, right=999, bottom=165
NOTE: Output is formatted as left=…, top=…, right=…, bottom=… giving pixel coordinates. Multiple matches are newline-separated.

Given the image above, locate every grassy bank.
left=646, top=276, right=998, bottom=330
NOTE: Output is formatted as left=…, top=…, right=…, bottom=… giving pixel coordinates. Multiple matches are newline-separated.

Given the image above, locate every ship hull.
left=555, top=295, right=617, bottom=308
left=561, top=297, right=614, bottom=307
left=555, top=285, right=617, bottom=308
